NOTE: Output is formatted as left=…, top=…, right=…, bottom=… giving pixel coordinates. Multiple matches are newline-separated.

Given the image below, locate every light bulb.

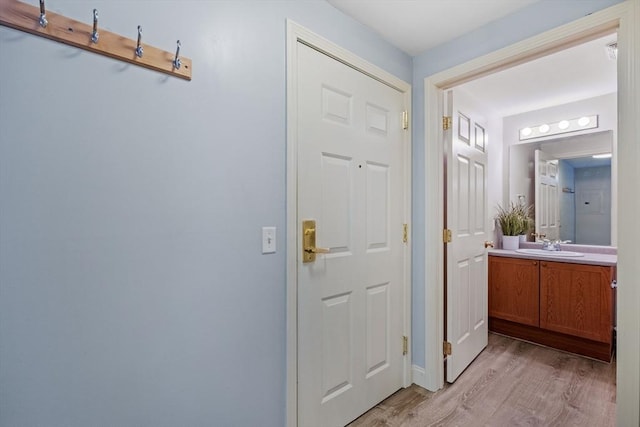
left=558, top=120, right=570, bottom=130
left=539, top=124, right=550, bottom=133
left=578, top=116, right=590, bottom=126
left=521, top=127, right=532, bottom=137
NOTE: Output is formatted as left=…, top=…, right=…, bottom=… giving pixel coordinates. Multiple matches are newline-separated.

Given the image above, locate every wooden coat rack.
left=0, top=0, right=192, bottom=80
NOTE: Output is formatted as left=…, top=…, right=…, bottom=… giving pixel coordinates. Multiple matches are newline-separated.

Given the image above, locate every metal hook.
left=91, top=9, right=99, bottom=43
left=173, top=40, right=182, bottom=70
left=38, top=0, right=48, bottom=28
left=135, top=25, right=143, bottom=58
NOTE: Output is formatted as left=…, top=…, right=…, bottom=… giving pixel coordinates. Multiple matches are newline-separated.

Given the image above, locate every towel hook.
left=38, top=0, right=47, bottom=28
left=91, top=9, right=99, bottom=43
left=173, top=40, right=181, bottom=70
left=135, top=25, right=143, bottom=58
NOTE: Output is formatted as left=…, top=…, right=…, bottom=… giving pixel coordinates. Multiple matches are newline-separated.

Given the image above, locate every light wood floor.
left=349, top=333, right=616, bottom=426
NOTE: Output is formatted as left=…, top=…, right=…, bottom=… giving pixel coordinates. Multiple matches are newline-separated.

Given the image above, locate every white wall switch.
left=262, top=227, right=276, bottom=254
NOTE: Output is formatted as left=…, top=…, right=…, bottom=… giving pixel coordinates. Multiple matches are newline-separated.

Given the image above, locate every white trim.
left=286, top=20, right=413, bottom=427
left=615, top=1, right=640, bottom=425
left=411, top=364, right=428, bottom=389
left=424, top=4, right=638, bottom=424
left=423, top=82, right=445, bottom=391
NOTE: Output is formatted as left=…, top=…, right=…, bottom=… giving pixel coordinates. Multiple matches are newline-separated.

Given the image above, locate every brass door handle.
left=484, top=241, right=494, bottom=248
left=304, top=246, right=330, bottom=254
left=302, top=220, right=330, bottom=263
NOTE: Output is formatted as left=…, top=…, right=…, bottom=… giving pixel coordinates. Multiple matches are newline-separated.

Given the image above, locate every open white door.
left=296, top=42, right=409, bottom=426
left=535, top=149, right=560, bottom=241
left=445, top=88, right=489, bottom=383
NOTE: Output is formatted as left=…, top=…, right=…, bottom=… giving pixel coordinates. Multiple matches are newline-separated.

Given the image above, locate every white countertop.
left=488, top=248, right=617, bottom=266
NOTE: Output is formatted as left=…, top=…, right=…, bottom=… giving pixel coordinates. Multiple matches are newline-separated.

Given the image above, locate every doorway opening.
left=424, top=2, right=638, bottom=423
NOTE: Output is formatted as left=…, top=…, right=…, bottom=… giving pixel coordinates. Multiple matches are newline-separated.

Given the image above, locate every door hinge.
left=402, top=111, right=409, bottom=130
left=402, top=223, right=408, bottom=243
left=443, top=228, right=452, bottom=243
left=402, top=336, right=408, bottom=355
left=443, top=341, right=452, bottom=356
left=443, top=116, right=452, bottom=131
left=611, top=280, right=617, bottom=289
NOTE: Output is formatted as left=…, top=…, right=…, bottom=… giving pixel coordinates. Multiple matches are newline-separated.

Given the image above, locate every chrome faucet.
left=542, top=239, right=571, bottom=251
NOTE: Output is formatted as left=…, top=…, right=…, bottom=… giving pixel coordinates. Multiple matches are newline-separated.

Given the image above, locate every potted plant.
left=495, top=202, right=531, bottom=250
left=512, top=202, right=533, bottom=243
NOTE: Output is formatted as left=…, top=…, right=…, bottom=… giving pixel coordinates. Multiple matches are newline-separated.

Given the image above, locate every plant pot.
left=502, top=235, right=520, bottom=250
left=519, top=234, right=527, bottom=243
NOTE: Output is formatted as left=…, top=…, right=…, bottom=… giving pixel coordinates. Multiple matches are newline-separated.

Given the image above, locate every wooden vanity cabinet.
left=489, top=255, right=615, bottom=362
left=489, top=257, right=540, bottom=327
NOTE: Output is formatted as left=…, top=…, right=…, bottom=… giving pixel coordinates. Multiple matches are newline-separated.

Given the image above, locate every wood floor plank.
left=348, top=334, right=616, bottom=427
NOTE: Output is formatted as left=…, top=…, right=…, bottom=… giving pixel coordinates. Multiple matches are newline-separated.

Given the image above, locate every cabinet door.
left=489, top=257, right=539, bottom=326
left=540, top=261, right=614, bottom=343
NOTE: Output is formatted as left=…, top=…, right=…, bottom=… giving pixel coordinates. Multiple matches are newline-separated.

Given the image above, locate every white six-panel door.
left=535, top=149, right=560, bottom=241
left=445, top=88, right=489, bottom=383
left=296, top=42, right=407, bottom=426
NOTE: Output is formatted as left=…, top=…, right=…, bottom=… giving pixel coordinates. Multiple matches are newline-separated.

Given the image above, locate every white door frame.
left=423, top=1, right=639, bottom=424
left=286, top=20, right=413, bottom=427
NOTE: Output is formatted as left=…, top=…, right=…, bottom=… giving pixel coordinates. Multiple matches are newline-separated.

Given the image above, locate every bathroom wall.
left=575, top=165, right=612, bottom=245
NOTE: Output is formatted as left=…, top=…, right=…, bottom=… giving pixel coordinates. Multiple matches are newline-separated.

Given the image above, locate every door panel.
left=535, top=150, right=560, bottom=240
left=321, top=154, right=352, bottom=252
left=366, top=162, right=390, bottom=250
left=446, top=88, right=489, bottom=383
left=366, top=282, right=390, bottom=376
left=297, top=42, right=407, bottom=427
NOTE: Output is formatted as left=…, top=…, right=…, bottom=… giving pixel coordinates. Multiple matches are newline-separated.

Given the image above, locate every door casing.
left=286, top=20, right=413, bottom=427
left=423, top=2, right=639, bottom=425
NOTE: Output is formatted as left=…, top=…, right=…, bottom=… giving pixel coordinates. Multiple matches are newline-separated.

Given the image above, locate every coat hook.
left=38, top=0, right=48, bottom=28
left=91, top=9, right=99, bottom=43
left=173, top=40, right=181, bottom=70
left=135, top=25, right=143, bottom=58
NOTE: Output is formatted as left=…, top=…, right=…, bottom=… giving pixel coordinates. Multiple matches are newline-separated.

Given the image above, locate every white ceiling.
left=460, top=34, right=618, bottom=117
left=326, top=0, right=617, bottom=117
left=327, top=0, right=539, bottom=56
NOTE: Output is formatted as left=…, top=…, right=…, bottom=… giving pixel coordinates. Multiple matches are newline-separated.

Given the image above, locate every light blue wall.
left=0, top=2, right=410, bottom=426
left=410, top=0, right=624, bottom=367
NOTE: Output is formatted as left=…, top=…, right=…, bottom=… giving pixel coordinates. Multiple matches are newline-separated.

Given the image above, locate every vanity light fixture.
left=519, top=115, right=599, bottom=140
left=592, top=153, right=612, bottom=159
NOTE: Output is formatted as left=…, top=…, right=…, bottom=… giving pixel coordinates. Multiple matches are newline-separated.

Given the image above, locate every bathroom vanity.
left=488, top=245, right=616, bottom=362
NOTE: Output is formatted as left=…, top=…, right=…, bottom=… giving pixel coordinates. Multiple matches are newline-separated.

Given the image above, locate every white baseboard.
left=411, top=364, right=427, bottom=389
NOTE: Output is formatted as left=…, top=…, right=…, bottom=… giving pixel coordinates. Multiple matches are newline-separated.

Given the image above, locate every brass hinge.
left=402, top=336, right=408, bottom=355
left=402, top=223, right=408, bottom=243
left=443, top=341, right=452, bottom=356
left=443, top=116, right=452, bottom=131
left=402, top=111, right=409, bottom=130
left=443, top=229, right=452, bottom=243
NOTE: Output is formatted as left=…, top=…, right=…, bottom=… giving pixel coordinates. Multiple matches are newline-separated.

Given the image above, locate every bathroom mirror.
left=508, top=130, right=615, bottom=246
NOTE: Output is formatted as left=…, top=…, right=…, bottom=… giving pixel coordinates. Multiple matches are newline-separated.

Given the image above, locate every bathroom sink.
left=515, top=248, right=584, bottom=257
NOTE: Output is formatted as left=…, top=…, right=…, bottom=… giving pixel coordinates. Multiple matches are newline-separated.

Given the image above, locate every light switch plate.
left=262, top=227, right=276, bottom=254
